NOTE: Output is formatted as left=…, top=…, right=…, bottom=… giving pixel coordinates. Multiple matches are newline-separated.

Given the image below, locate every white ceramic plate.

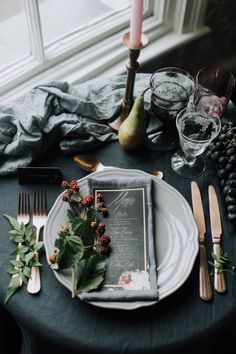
left=44, top=168, right=198, bottom=310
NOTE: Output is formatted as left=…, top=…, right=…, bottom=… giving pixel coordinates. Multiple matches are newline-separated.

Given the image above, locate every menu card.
left=95, top=187, right=148, bottom=289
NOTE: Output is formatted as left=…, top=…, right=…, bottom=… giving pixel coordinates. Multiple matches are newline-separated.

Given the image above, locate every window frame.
left=0, top=0, right=209, bottom=103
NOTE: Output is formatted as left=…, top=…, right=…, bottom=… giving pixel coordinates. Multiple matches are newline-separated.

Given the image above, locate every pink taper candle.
left=129, top=0, right=144, bottom=48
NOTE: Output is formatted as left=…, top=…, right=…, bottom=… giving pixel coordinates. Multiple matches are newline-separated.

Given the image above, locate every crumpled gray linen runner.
left=0, top=74, right=152, bottom=176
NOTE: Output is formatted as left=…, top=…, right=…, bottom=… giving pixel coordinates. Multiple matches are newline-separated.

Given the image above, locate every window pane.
left=0, top=0, right=30, bottom=69
left=39, top=0, right=131, bottom=46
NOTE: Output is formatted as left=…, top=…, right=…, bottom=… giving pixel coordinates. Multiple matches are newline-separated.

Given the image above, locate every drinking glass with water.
left=171, top=107, right=221, bottom=178
left=149, top=67, right=195, bottom=150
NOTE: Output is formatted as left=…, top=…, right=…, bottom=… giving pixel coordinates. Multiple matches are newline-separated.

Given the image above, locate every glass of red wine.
left=194, top=65, right=235, bottom=118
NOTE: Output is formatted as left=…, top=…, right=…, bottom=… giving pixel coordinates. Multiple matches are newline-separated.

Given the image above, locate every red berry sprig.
left=59, top=180, right=112, bottom=257
left=95, top=193, right=109, bottom=217
left=61, top=180, right=82, bottom=207
left=95, top=222, right=111, bottom=256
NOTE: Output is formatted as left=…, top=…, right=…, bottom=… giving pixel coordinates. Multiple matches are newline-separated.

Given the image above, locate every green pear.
left=118, top=95, right=148, bottom=151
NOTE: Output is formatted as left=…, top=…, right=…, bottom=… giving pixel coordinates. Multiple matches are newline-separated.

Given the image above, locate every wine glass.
left=148, top=67, right=195, bottom=151
left=194, top=65, right=235, bottom=118
left=171, top=107, right=221, bottom=178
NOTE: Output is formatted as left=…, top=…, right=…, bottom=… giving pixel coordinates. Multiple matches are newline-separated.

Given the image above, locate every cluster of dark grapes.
left=206, top=121, right=236, bottom=224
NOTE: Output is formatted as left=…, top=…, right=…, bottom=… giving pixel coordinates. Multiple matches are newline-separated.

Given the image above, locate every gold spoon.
left=74, top=154, right=164, bottom=179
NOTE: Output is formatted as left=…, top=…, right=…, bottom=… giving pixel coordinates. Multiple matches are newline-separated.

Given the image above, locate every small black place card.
left=95, top=187, right=148, bottom=288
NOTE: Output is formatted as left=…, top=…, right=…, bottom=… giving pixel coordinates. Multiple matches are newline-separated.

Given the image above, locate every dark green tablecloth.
left=0, top=109, right=236, bottom=354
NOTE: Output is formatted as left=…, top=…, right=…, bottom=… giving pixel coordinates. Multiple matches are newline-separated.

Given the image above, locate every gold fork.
left=27, top=190, right=48, bottom=294
left=16, top=192, right=30, bottom=285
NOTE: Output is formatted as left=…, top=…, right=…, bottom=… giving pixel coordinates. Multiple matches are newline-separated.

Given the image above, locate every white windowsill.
left=0, top=25, right=210, bottom=104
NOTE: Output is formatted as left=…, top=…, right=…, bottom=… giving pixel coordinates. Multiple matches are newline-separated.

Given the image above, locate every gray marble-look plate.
left=44, top=168, right=198, bottom=310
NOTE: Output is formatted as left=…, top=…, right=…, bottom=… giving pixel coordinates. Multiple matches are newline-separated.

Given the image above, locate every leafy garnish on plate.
left=48, top=180, right=111, bottom=298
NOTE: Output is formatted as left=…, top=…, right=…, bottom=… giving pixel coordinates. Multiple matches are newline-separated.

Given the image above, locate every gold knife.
left=191, top=181, right=212, bottom=301
left=208, top=185, right=226, bottom=293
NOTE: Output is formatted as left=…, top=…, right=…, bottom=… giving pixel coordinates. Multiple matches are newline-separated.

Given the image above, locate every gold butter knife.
left=74, top=154, right=164, bottom=179
left=208, top=185, right=226, bottom=293
left=191, top=181, right=212, bottom=301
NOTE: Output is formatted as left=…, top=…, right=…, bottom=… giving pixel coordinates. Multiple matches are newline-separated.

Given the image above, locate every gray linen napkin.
left=0, top=74, right=158, bottom=176
left=79, top=175, right=158, bottom=302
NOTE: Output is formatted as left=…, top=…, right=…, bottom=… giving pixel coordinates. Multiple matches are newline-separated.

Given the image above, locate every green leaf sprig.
left=209, top=250, right=236, bottom=276
left=48, top=180, right=111, bottom=298
left=3, top=214, right=43, bottom=303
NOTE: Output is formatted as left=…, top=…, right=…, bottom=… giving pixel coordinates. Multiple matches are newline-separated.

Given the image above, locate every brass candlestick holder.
left=109, top=32, right=148, bottom=132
